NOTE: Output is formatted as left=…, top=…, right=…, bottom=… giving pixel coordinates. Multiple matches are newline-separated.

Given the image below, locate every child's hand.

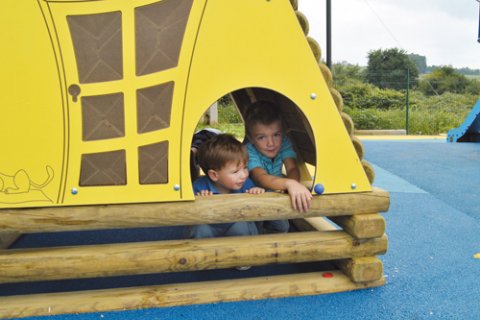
left=196, top=190, right=214, bottom=196
left=246, top=187, right=265, bottom=194
left=285, top=180, right=312, bottom=213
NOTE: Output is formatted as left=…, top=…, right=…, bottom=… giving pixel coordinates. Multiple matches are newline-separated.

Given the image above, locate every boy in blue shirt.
left=244, top=100, right=312, bottom=233
left=186, top=134, right=264, bottom=239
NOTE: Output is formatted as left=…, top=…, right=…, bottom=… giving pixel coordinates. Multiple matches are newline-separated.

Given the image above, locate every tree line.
left=333, top=48, right=480, bottom=134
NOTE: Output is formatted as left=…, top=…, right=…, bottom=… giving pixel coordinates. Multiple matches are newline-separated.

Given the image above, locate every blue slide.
left=447, top=99, right=480, bottom=142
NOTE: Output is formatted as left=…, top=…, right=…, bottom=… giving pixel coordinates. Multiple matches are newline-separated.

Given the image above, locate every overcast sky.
left=298, top=0, right=480, bottom=69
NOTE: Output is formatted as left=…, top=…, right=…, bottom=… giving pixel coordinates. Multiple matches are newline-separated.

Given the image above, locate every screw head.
left=351, top=183, right=357, bottom=190
left=71, top=187, right=78, bottom=195
left=173, top=184, right=180, bottom=191
left=310, top=93, right=317, bottom=100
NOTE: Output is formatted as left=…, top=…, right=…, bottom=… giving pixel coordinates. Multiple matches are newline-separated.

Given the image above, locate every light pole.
left=326, top=0, right=332, bottom=68
left=477, top=0, right=480, bottom=42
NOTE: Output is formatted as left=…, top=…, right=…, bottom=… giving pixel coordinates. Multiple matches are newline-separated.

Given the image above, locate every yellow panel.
left=1, top=0, right=369, bottom=210
left=0, top=1, right=64, bottom=208
left=182, top=0, right=370, bottom=195
left=0, top=0, right=206, bottom=208
left=44, top=0, right=206, bottom=206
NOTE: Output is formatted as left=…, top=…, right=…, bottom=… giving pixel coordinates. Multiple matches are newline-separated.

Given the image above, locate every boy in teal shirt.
left=244, top=100, right=312, bottom=233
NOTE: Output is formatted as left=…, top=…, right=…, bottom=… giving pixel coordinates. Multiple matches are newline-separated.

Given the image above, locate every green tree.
left=366, top=48, right=419, bottom=90
left=466, top=79, right=480, bottom=95
left=408, top=53, right=427, bottom=74
left=338, top=80, right=404, bottom=110
left=419, top=66, right=469, bottom=95
left=332, top=62, right=365, bottom=86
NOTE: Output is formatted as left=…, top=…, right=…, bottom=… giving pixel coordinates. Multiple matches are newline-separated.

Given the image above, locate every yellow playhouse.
left=0, top=0, right=389, bottom=318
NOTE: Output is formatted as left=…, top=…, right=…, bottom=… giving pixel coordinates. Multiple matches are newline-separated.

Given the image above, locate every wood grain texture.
left=337, top=257, right=384, bottom=283
left=330, top=214, right=386, bottom=239
left=0, top=271, right=385, bottom=319
left=0, top=231, right=387, bottom=283
left=291, top=218, right=387, bottom=283
left=0, top=189, right=390, bottom=233
left=0, top=232, right=21, bottom=249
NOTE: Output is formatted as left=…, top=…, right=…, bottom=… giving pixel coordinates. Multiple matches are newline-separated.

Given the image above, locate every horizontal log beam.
left=291, top=218, right=386, bottom=283
left=0, top=188, right=389, bottom=233
left=0, top=271, right=385, bottom=319
left=330, top=214, right=386, bottom=239
left=0, top=231, right=387, bottom=283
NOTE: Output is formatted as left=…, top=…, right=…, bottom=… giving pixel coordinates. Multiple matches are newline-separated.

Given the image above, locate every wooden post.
left=292, top=217, right=386, bottom=283
left=202, top=102, right=218, bottom=125
left=336, top=257, right=384, bottom=283
left=329, top=214, right=386, bottom=239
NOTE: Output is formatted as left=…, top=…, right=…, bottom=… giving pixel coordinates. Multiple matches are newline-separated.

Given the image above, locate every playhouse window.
left=190, top=88, right=316, bottom=186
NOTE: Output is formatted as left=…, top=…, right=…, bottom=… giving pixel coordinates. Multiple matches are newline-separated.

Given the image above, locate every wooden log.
left=362, top=160, right=376, bottom=184
left=341, top=112, right=354, bottom=135
left=351, top=135, right=365, bottom=160
left=291, top=217, right=337, bottom=232
left=293, top=214, right=385, bottom=240
left=291, top=218, right=387, bottom=283
left=0, top=231, right=21, bottom=249
left=336, top=257, right=384, bottom=283
left=330, top=214, right=386, bottom=239
left=0, top=231, right=387, bottom=283
left=0, top=189, right=390, bottom=233
left=0, top=271, right=385, bottom=319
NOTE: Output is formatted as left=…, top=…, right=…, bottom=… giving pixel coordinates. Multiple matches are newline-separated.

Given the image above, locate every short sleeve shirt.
left=193, top=176, right=256, bottom=194
left=246, top=135, right=297, bottom=177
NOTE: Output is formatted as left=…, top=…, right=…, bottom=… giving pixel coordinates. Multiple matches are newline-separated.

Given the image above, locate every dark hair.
left=244, top=100, right=282, bottom=137
left=197, top=134, right=248, bottom=173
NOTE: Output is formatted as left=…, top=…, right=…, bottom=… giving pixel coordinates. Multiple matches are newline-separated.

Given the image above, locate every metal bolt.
left=173, top=184, right=180, bottom=191
left=351, top=183, right=357, bottom=190
left=71, top=187, right=78, bottom=195
left=310, top=93, right=317, bottom=100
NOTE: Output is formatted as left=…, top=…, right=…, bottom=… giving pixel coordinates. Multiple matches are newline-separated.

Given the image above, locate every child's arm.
left=283, top=157, right=300, bottom=181
left=283, top=158, right=312, bottom=212
left=250, top=166, right=312, bottom=212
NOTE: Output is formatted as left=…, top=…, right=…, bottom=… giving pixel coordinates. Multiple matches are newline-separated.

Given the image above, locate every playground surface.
left=3, top=136, right=480, bottom=320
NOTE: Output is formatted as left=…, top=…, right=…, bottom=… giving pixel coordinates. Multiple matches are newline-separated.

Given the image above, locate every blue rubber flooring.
left=5, top=139, right=480, bottom=320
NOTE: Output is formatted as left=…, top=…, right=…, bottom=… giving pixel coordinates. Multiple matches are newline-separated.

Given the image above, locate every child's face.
left=249, top=121, right=283, bottom=159
left=209, top=160, right=249, bottom=194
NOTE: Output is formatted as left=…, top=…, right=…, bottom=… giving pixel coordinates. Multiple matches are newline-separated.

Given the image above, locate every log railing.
left=0, top=188, right=390, bottom=319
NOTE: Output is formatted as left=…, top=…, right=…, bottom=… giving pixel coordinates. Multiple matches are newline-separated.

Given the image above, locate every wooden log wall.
left=292, top=207, right=388, bottom=284
left=0, top=189, right=390, bottom=319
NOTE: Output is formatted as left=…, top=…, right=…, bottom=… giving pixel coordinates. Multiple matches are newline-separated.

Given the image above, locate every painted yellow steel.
left=42, top=0, right=207, bottom=206
left=0, top=0, right=369, bottom=209
left=181, top=0, right=370, bottom=197
left=0, top=1, right=65, bottom=207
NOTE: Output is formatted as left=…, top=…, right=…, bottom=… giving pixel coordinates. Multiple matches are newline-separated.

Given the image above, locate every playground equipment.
left=0, top=0, right=389, bottom=317
left=447, top=99, right=480, bottom=142
left=477, top=0, right=480, bottom=42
